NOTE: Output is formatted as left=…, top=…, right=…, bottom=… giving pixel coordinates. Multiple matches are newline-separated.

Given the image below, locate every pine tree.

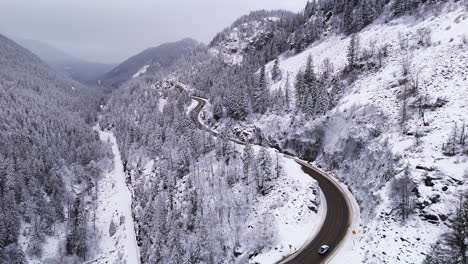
left=314, top=84, right=330, bottom=115
left=343, top=1, right=355, bottom=34
left=274, top=151, right=282, bottom=179
left=393, top=0, right=407, bottom=16
left=295, top=70, right=306, bottom=111
left=354, top=4, right=364, bottom=31
left=225, top=86, right=248, bottom=120
left=391, top=165, right=415, bottom=222
left=3, top=189, right=20, bottom=245
left=213, top=101, right=223, bottom=121
left=0, top=220, right=5, bottom=260
left=271, top=58, right=282, bottom=82
left=347, top=34, right=360, bottom=70
left=304, top=55, right=315, bottom=85
left=401, top=85, right=408, bottom=133
left=284, top=73, right=291, bottom=111
left=442, top=193, right=468, bottom=264
left=259, top=64, right=267, bottom=88
left=424, top=243, right=450, bottom=264
left=253, top=65, right=268, bottom=113
left=257, top=147, right=273, bottom=195
left=361, top=0, right=374, bottom=26
left=14, top=246, right=27, bottom=264
left=303, top=55, right=318, bottom=116
left=242, top=144, right=255, bottom=184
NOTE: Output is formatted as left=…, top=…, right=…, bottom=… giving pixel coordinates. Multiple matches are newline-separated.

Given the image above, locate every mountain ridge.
left=98, top=38, right=199, bottom=89
left=12, top=38, right=115, bottom=84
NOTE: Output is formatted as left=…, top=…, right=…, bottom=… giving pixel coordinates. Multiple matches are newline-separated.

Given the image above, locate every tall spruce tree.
left=271, top=58, right=282, bottom=82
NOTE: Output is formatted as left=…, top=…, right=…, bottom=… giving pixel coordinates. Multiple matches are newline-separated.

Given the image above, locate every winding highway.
left=190, top=96, right=353, bottom=264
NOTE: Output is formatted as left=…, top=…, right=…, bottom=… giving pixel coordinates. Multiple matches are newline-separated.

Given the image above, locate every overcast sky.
left=0, top=0, right=307, bottom=64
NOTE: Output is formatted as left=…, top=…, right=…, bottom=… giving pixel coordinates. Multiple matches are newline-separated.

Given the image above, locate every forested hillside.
left=184, top=0, right=467, bottom=263
left=0, top=34, right=111, bottom=263
left=100, top=76, right=319, bottom=263
left=104, top=0, right=467, bottom=263
left=98, top=38, right=198, bottom=89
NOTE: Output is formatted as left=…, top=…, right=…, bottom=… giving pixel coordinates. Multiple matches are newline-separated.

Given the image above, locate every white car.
left=318, top=245, right=330, bottom=255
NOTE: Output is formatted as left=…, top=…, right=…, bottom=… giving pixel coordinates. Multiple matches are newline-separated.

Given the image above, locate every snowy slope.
left=210, top=17, right=280, bottom=65
left=93, top=129, right=140, bottom=264
left=251, top=3, right=468, bottom=263
left=132, top=65, right=150, bottom=79
left=249, top=152, right=323, bottom=264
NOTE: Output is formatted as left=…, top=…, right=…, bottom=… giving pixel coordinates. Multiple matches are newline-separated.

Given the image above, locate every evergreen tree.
left=347, top=34, right=360, bottom=70
left=343, top=1, right=355, bottom=34
left=314, top=83, right=330, bottom=115
left=442, top=193, right=468, bottom=264
left=297, top=55, right=319, bottom=116
left=257, top=147, right=273, bottom=195
left=253, top=65, right=269, bottom=113
left=424, top=243, right=450, bottom=264
left=2, top=189, right=20, bottom=245
left=213, top=101, right=223, bottom=121
left=242, top=144, right=255, bottom=184
left=284, top=73, right=291, bottom=111
left=271, top=58, right=282, bottom=82
left=295, top=70, right=306, bottom=111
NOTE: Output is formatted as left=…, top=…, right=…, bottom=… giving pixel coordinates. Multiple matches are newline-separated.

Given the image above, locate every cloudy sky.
left=0, top=0, right=306, bottom=63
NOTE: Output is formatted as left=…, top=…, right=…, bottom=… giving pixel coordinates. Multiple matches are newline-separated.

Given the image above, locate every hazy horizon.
left=0, top=0, right=307, bottom=64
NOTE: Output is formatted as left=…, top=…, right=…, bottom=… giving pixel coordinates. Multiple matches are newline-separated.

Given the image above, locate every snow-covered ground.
left=186, top=99, right=198, bottom=115
left=93, top=129, right=140, bottom=264
left=133, top=65, right=149, bottom=79
left=18, top=222, right=66, bottom=264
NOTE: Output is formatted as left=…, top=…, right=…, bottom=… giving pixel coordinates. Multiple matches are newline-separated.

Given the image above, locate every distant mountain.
left=98, top=38, right=198, bottom=89
left=14, top=38, right=115, bottom=84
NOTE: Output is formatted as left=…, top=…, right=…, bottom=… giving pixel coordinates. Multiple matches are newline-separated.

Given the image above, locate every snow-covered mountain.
left=98, top=38, right=198, bottom=89
left=14, top=38, right=115, bottom=84
left=209, top=10, right=295, bottom=65
left=0, top=33, right=112, bottom=263
left=199, top=2, right=468, bottom=263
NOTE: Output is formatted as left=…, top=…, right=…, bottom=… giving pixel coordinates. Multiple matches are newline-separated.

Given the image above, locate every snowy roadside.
left=92, top=128, right=140, bottom=264
left=186, top=99, right=198, bottom=115
left=307, top=163, right=362, bottom=264
left=250, top=155, right=323, bottom=264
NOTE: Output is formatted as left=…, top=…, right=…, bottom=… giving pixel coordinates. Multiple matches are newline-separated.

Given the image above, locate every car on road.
left=318, top=245, right=330, bottom=255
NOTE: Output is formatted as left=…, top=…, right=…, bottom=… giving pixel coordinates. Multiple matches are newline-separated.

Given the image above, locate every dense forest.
left=100, top=78, right=287, bottom=263
left=0, top=34, right=111, bottom=263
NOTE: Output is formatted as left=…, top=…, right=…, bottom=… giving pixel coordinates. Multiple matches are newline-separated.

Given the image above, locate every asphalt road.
left=190, top=96, right=351, bottom=264
left=281, top=160, right=350, bottom=264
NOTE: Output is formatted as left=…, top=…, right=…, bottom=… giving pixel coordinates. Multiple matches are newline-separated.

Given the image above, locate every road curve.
left=190, top=96, right=352, bottom=264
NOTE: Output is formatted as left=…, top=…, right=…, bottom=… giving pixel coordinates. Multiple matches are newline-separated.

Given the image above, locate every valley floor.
left=92, top=129, right=140, bottom=264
